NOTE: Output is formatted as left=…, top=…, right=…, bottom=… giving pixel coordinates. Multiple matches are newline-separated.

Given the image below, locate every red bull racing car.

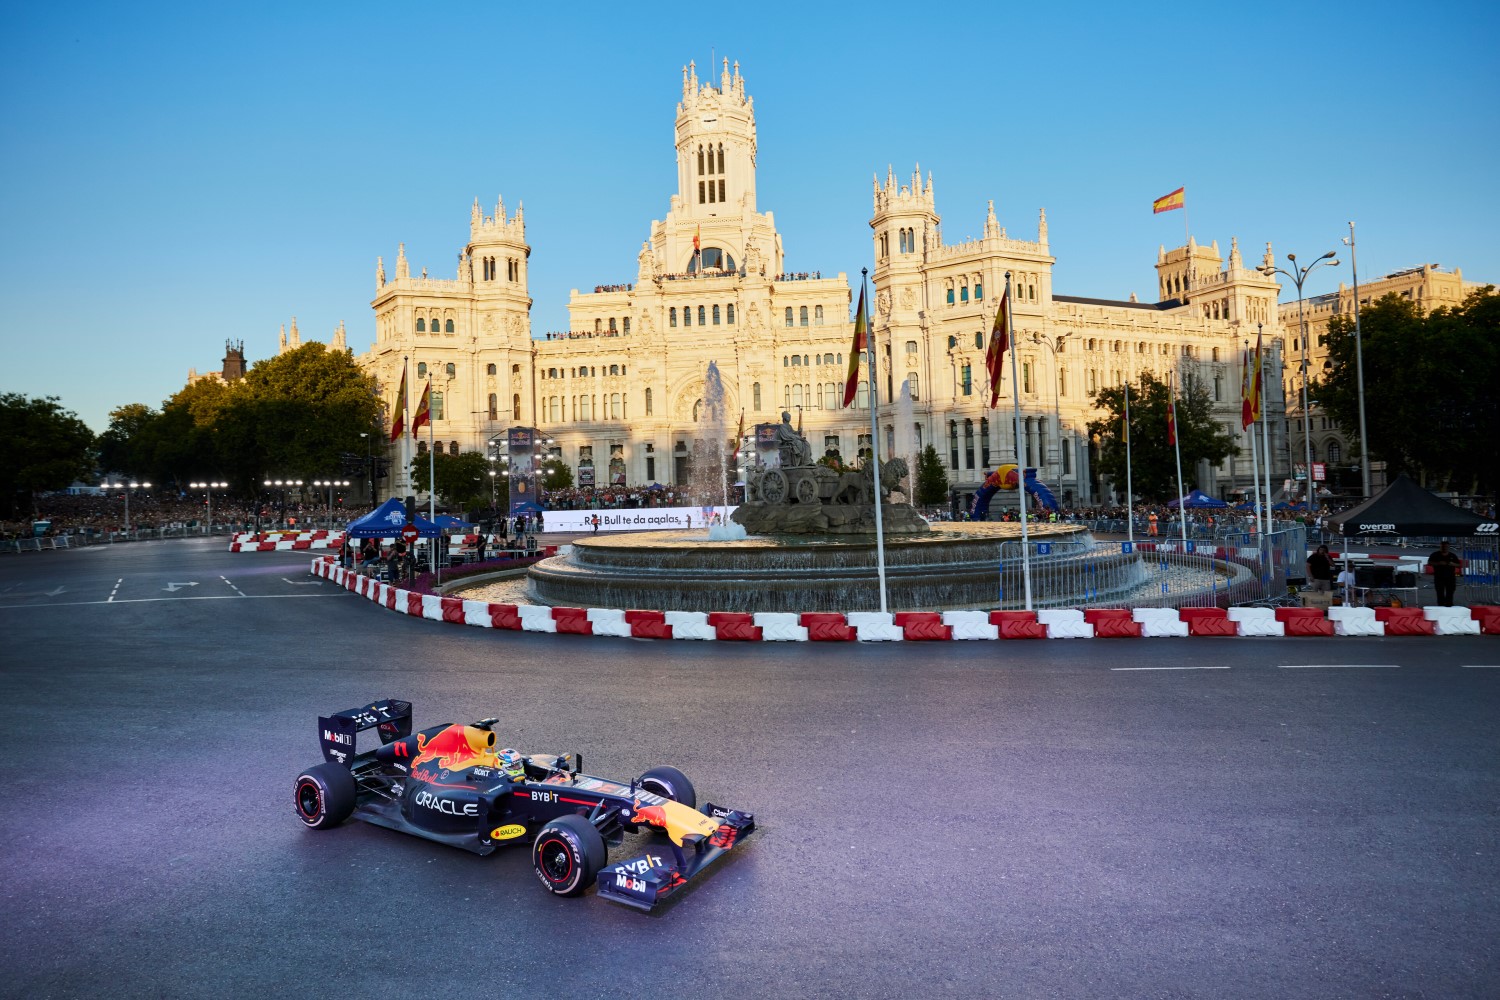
left=293, top=699, right=755, bottom=912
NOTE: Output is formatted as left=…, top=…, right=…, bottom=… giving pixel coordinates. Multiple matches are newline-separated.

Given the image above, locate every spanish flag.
left=388, top=365, right=408, bottom=442
left=1240, top=348, right=1256, bottom=430
left=1248, top=327, right=1264, bottom=424
left=732, top=410, right=745, bottom=461
left=693, top=225, right=701, bottom=254
left=985, top=286, right=1011, bottom=408
left=1153, top=187, right=1185, bottom=214
left=1166, top=394, right=1178, bottom=446
left=412, top=380, right=432, bottom=437
left=842, top=286, right=867, bottom=407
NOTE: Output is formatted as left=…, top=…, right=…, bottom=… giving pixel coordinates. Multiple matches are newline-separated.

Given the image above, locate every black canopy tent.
left=1326, top=474, right=1493, bottom=538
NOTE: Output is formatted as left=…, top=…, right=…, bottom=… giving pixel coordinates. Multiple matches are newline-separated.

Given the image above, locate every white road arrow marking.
left=163, top=582, right=200, bottom=593
left=45, top=586, right=66, bottom=597
left=281, top=577, right=321, bottom=586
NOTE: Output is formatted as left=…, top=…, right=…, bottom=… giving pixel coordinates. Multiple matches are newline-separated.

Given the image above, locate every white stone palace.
left=356, top=58, right=1310, bottom=507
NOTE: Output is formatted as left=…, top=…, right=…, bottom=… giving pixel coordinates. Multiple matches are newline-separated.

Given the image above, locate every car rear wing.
left=318, top=699, right=413, bottom=767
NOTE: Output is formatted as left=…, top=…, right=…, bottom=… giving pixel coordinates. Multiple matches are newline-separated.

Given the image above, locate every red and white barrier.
left=309, top=556, right=1495, bottom=644
left=230, top=530, right=344, bottom=553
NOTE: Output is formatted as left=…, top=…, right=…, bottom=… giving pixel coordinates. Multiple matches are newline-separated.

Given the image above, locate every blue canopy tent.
left=345, top=499, right=441, bottom=538
left=1167, top=489, right=1229, bottom=509
left=510, top=500, right=544, bottom=515
left=434, top=514, right=475, bottom=531
left=1272, top=501, right=1307, bottom=512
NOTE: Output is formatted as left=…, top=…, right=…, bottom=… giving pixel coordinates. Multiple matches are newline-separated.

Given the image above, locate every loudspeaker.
left=1355, top=565, right=1394, bottom=588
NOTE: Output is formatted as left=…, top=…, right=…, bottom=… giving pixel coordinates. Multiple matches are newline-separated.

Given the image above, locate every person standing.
left=1306, top=544, right=1334, bottom=592
left=1427, top=541, right=1463, bottom=607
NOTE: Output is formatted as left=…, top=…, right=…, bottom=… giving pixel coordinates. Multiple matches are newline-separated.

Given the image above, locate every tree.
left=0, top=394, right=96, bottom=519
left=1314, top=287, right=1497, bottom=496
left=1087, top=372, right=1235, bottom=502
left=409, top=450, right=492, bottom=509
left=97, top=403, right=160, bottom=476
left=915, top=444, right=950, bottom=506
left=541, top=456, right=574, bottom=490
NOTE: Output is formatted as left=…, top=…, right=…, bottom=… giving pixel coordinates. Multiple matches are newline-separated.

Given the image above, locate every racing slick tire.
left=294, top=763, right=357, bottom=830
left=637, top=765, right=696, bottom=809
left=532, top=815, right=607, bottom=897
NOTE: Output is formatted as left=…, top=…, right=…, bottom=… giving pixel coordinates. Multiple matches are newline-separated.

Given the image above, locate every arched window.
left=946, top=286, right=955, bottom=305
left=610, top=393, right=622, bottom=419
left=488, top=393, right=497, bottom=420
left=645, top=388, right=653, bottom=416
left=417, top=440, right=428, bottom=455
left=791, top=385, right=804, bottom=408
left=975, top=281, right=983, bottom=300
left=1212, top=347, right=1220, bottom=362
left=698, top=305, right=706, bottom=325
left=791, top=355, right=802, bottom=367
left=717, top=144, right=725, bottom=174
left=785, top=307, right=794, bottom=327
left=449, top=441, right=459, bottom=455
left=445, top=319, right=454, bottom=333
left=445, top=363, right=455, bottom=378
left=713, top=305, right=721, bottom=325
left=975, top=332, right=983, bottom=349
left=683, top=307, right=691, bottom=328
left=417, top=362, right=427, bottom=378
left=670, top=307, right=677, bottom=327
left=1329, top=441, right=1342, bottom=464
left=512, top=394, right=521, bottom=419
left=610, top=364, right=620, bottom=376
left=727, top=304, right=735, bottom=324
left=814, top=305, right=824, bottom=325
left=960, top=282, right=969, bottom=303
left=697, top=145, right=704, bottom=175
left=907, top=373, right=920, bottom=400
left=431, top=392, right=444, bottom=420
left=416, top=318, right=425, bottom=332
left=799, top=307, right=808, bottom=326
left=949, top=420, right=959, bottom=468
left=487, top=363, right=496, bottom=375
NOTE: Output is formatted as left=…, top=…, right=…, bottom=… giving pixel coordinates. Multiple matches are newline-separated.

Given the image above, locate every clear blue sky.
left=3, top=1, right=1496, bottom=431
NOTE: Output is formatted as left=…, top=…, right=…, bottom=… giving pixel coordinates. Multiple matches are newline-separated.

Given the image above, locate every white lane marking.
left=0, top=594, right=354, bottom=610
left=1461, top=665, right=1500, bottom=669
left=281, top=577, right=321, bottom=586
left=1112, top=666, right=1230, bottom=671
left=108, top=578, right=122, bottom=602
left=163, top=581, right=199, bottom=593
left=45, top=585, right=66, bottom=597
left=220, top=575, right=246, bottom=597
left=1278, top=664, right=1400, bottom=669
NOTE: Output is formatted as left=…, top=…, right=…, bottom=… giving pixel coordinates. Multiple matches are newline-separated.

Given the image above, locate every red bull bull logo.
left=411, top=724, right=496, bottom=772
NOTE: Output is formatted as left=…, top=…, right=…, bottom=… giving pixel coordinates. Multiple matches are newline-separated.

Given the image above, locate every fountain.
left=514, top=409, right=1184, bottom=612
left=697, top=361, right=747, bottom=541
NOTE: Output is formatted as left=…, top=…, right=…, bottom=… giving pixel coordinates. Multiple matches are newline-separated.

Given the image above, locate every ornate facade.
left=358, top=59, right=1309, bottom=507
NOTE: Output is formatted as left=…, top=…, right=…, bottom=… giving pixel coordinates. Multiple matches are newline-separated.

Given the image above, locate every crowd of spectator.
left=540, top=483, right=735, bottom=511
left=2, top=492, right=342, bottom=538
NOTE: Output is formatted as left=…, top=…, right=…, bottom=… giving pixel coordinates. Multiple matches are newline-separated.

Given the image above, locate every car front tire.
left=532, top=814, right=606, bottom=897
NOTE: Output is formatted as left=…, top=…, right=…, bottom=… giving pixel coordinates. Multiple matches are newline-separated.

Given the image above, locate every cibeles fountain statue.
left=733, top=412, right=930, bottom=535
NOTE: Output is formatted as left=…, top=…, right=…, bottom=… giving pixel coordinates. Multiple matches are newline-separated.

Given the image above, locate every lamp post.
left=1258, top=250, right=1339, bottom=507
left=313, top=479, right=350, bottom=529
left=1029, top=331, right=1071, bottom=485
left=101, top=480, right=151, bottom=533
left=188, top=481, right=227, bottom=533
left=359, top=432, right=374, bottom=503
left=1341, top=222, right=1371, bottom=501
left=262, top=479, right=304, bottom=527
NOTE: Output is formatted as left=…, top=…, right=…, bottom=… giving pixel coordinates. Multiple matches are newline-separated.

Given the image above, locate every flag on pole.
left=842, top=286, right=867, bottom=407
left=693, top=225, right=701, bottom=254
left=389, top=366, right=408, bottom=442
left=412, top=380, right=432, bottom=436
left=732, top=410, right=745, bottom=461
left=1240, top=348, right=1255, bottom=430
left=1152, top=187, right=1185, bottom=214
left=1166, top=392, right=1178, bottom=446
left=1248, top=327, right=1264, bottom=424
left=986, top=287, right=1011, bottom=407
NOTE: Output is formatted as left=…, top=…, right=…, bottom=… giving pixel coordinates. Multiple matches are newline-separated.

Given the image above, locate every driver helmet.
left=497, top=747, right=526, bottom=781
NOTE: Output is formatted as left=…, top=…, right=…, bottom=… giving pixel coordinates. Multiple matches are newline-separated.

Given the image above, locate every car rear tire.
left=294, top=763, right=356, bottom=830
left=532, top=814, right=606, bottom=897
left=637, top=765, right=696, bottom=808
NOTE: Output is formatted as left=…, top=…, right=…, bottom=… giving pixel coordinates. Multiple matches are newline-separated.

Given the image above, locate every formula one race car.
left=293, top=699, right=755, bottom=911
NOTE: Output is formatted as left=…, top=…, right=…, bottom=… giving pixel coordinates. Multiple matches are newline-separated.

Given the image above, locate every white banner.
left=540, top=505, right=738, bottom=534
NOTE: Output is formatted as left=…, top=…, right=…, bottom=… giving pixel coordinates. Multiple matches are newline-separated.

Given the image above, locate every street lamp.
left=312, top=480, right=350, bottom=529
left=101, top=481, right=151, bottom=533
left=262, top=479, right=304, bottom=527
left=1029, top=331, right=1072, bottom=484
left=188, top=481, right=227, bottom=533
left=359, top=431, right=374, bottom=503
left=1341, top=222, right=1371, bottom=501
left=1258, top=250, right=1339, bottom=507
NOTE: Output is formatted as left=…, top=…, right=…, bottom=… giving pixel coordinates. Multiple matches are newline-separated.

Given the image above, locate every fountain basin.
left=517, top=522, right=1156, bottom=613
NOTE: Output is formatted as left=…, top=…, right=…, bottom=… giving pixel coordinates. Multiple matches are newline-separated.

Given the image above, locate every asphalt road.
left=2, top=538, right=1497, bottom=999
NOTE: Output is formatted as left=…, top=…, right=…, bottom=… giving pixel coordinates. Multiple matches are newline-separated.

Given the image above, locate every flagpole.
left=428, top=399, right=438, bottom=586
left=1123, top=381, right=1134, bottom=545
left=1246, top=342, right=1262, bottom=538
left=1259, top=323, right=1273, bottom=539
left=401, top=355, right=411, bottom=506
left=1170, top=372, right=1188, bottom=547
left=1006, top=271, right=1033, bottom=611
left=862, top=268, right=888, bottom=614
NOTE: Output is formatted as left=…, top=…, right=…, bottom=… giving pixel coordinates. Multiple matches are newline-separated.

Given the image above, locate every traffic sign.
left=400, top=524, right=419, bottom=544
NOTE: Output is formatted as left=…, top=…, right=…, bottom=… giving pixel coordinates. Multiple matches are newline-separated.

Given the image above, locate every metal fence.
left=0, top=524, right=242, bottom=554
left=994, top=527, right=1306, bottom=611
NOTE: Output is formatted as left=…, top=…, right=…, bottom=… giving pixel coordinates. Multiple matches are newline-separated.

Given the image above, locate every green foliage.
left=102, top=343, right=383, bottom=497
left=409, top=450, right=494, bottom=509
left=1313, top=287, right=1497, bottom=496
left=915, top=444, right=950, bottom=506
left=0, top=394, right=97, bottom=518
left=540, top=457, right=574, bottom=490
left=1087, top=372, right=1236, bottom=502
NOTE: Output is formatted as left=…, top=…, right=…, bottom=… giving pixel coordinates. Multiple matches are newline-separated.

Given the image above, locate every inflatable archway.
left=969, top=465, right=1060, bottom=519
